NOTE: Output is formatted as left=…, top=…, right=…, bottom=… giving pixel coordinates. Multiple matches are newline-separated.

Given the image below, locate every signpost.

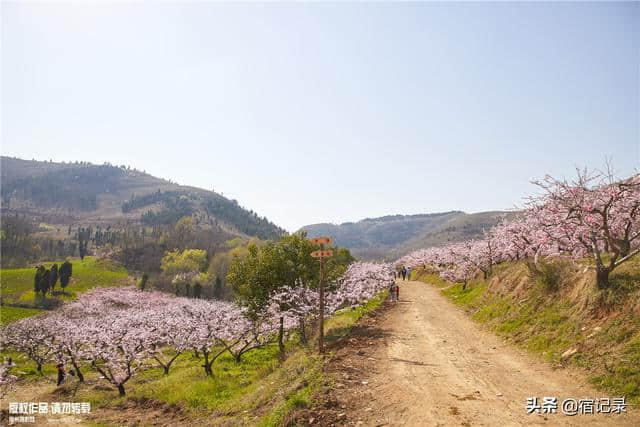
left=310, top=236, right=333, bottom=354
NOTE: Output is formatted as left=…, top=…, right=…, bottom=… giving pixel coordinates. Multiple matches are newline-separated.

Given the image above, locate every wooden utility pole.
left=310, top=236, right=333, bottom=354
left=318, top=246, right=325, bottom=353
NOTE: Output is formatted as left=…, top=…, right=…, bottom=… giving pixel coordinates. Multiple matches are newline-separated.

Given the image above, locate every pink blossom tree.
left=139, top=307, right=194, bottom=375
left=81, top=315, right=153, bottom=396
left=398, top=169, right=640, bottom=291
left=48, top=315, right=89, bottom=382
left=2, top=316, right=55, bottom=375
left=530, top=169, right=640, bottom=288
left=182, top=299, right=246, bottom=375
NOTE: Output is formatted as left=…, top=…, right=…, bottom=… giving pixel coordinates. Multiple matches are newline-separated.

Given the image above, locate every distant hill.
left=1, top=157, right=286, bottom=240
left=301, top=211, right=512, bottom=260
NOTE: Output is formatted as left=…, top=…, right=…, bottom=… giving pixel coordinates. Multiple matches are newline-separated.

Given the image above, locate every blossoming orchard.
left=397, top=169, right=640, bottom=290
left=0, top=263, right=393, bottom=396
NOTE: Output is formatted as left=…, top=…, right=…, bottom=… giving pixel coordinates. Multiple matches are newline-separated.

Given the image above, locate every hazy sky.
left=2, top=2, right=638, bottom=231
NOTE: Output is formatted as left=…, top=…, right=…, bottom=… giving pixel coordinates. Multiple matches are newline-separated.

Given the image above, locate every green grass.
left=256, top=351, right=323, bottom=427
left=131, top=346, right=285, bottom=413
left=1, top=257, right=129, bottom=311
left=412, top=269, right=449, bottom=288
left=590, top=331, right=640, bottom=402
left=472, top=298, right=512, bottom=323
left=0, top=305, right=44, bottom=325
left=441, top=281, right=487, bottom=309
left=0, top=348, right=58, bottom=379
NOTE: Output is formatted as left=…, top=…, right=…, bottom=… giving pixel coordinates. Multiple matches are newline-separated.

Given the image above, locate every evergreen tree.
left=214, top=276, right=223, bottom=299
left=34, top=265, right=45, bottom=294
left=193, top=282, right=202, bottom=299
left=49, top=263, right=59, bottom=292
left=78, top=227, right=90, bottom=259
left=41, top=269, right=51, bottom=296
left=59, top=261, right=73, bottom=290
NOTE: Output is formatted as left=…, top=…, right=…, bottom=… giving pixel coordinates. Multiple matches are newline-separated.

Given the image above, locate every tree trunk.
left=278, top=316, right=285, bottom=361
left=596, top=267, right=611, bottom=289
left=163, top=365, right=170, bottom=375
left=202, top=351, right=212, bottom=376
left=203, top=363, right=212, bottom=376
left=618, top=240, right=630, bottom=258
left=299, top=318, right=307, bottom=344
left=71, top=360, right=84, bottom=382
left=117, top=384, right=126, bottom=396
left=462, top=279, right=467, bottom=291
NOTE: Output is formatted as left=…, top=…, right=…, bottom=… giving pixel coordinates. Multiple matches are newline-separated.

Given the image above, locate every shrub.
left=139, top=272, right=149, bottom=291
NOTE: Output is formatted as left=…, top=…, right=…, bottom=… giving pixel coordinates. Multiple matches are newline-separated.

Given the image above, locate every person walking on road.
left=396, top=283, right=400, bottom=301
left=401, top=267, right=406, bottom=281
left=406, top=267, right=411, bottom=281
left=389, top=281, right=396, bottom=302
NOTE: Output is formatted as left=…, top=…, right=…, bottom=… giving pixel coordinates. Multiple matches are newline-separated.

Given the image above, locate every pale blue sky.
left=2, top=2, right=638, bottom=231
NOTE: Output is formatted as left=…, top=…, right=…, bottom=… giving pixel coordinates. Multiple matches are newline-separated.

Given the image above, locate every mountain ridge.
left=300, top=210, right=512, bottom=260
left=1, top=156, right=286, bottom=240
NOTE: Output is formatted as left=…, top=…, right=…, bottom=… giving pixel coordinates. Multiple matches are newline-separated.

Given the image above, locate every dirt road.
left=331, top=280, right=639, bottom=426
